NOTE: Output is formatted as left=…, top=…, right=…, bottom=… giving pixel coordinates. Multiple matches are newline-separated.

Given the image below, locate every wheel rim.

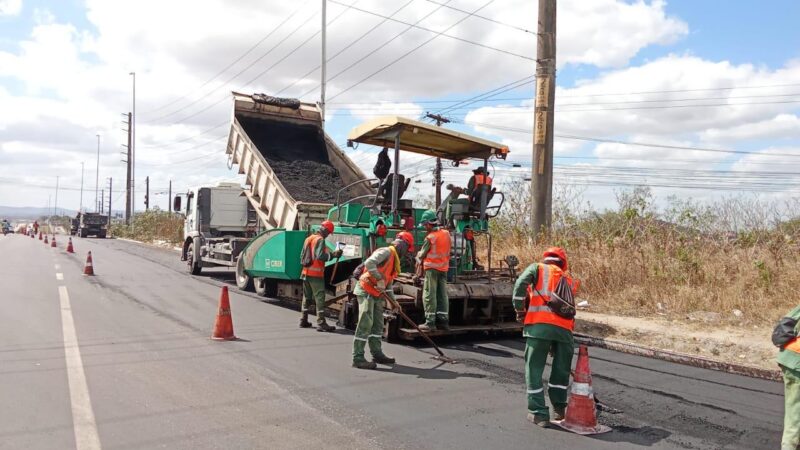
left=187, top=247, right=194, bottom=269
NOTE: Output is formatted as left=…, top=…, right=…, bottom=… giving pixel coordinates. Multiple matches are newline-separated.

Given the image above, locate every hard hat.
left=542, top=247, right=568, bottom=271
left=320, top=220, right=335, bottom=235
left=473, top=166, right=486, bottom=174
left=395, top=231, right=415, bottom=252
left=420, top=210, right=438, bottom=225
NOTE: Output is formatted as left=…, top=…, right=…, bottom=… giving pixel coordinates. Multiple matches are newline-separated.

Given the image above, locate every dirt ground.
left=576, top=310, right=778, bottom=371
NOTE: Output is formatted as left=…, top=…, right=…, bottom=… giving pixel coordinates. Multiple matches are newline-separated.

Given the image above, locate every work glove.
left=331, top=249, right=343, bottom=259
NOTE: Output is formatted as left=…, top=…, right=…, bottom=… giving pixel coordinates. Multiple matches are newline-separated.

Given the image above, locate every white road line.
left=56, top=273, right=64, bottom=280
left=58, top=286, right=102, bottom=450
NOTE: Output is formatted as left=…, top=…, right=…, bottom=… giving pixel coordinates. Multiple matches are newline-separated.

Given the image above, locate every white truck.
left=174, top=182, right=258, bottom=275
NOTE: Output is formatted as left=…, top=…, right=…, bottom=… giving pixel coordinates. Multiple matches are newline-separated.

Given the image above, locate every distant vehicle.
left=73, top=212, right=108, bottom=238
left=1, top=219, right=12, bottom=235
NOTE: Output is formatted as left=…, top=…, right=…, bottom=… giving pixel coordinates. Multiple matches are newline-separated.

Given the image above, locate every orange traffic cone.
left=211, top=286, right=236, bottom=341
left=66, top=238, right=74, bottom=253
left=553, top=345, right=611, bottom=435
left=38, top=232, right=42, bottom=240
left=83, top=251, right=94, bottom=276
left=50, top=236, right=56, bottom=248
left=44, top=235, right=48, bottom=244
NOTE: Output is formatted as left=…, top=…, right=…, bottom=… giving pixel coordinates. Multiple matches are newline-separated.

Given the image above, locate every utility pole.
left=107, top=177, right=113, bottom=218
left=130, top=72, right=136, bottom=217
left=100, top=189, right=104, bottom=214
left=54, top=176, right=59, bottom=216
left=122, top=112, right=132, bottom=224
left=531, top=0, right=556, bottom=236
left=95, top=134, right=101, bottom=213
left=79, top=162, right=84, bottom=213
left=425, top=112, right=450, bottom=208
left=168, top=180, right=172, bottom=213
left=320, top=0, right=327, bottom=130
left=145, top=176, right=149, bottom=211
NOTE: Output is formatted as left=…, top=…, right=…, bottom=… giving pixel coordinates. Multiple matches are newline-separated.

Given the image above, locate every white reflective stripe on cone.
left=571, top=382, right=593, bottom=397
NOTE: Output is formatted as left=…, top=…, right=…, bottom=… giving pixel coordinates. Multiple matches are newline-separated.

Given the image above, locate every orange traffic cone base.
left=551, top=345, right=612, bottom=435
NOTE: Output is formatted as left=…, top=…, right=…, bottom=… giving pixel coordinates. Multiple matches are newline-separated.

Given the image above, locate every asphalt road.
left=0, top=233, right=784, bottom=449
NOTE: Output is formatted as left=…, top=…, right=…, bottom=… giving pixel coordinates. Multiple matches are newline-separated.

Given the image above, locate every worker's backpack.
left=373, top=147, right=391, bottom=180
left=547, top=276, right=576, bottom=319
left=772, top=317, right=798, bottom=348
left=351, top=263, right=365, bottom=280
left=300, top=242, right=313, bottom=267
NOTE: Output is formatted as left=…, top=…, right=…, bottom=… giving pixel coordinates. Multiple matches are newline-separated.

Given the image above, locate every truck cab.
left=174, top=182, right=258, bottom=275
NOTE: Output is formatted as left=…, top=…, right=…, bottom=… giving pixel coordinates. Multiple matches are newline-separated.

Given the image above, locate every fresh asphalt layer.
left=0, top=233, right=784, bottom=449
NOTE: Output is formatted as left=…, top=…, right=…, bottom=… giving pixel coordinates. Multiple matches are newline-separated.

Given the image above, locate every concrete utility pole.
left=79, top=162, right=84, bottom=213
left=95, top=134, right=101, bottom=213
left=425, top=112, right=450, bottom=208
left=145, top=176, right=150, bottom=211
left=531, top=0, right=556, bottom=236
left=320, top=0, right=327, bottom=130
left=108, top=177, right=113, bottom=218
left=168, top=180, right=172, bottom=213
left=54, top=176, right=59, bottom=216
left=123, top=112, right=132, bottom=224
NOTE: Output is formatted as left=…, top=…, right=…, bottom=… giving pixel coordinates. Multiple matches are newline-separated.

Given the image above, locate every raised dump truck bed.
left=226, top=92, right=371, bottom=230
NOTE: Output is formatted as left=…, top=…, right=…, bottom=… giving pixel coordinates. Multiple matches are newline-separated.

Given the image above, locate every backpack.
left=352, top=263, right=365, bottom=280
left=373, top=147, right=391, bottom=180
left=773, top=317, right=798, bottom=348
left=300, top=241, right=313, bottom=267
left=546, top=275, right=576, bottom=319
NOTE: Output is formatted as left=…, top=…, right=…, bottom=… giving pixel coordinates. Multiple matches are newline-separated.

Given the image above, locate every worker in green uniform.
left=774, top=306, right=800, bottom=449
left=415, top=210, right=451, bottom=332
left=513, top=247, right=578, bottom=428
left=299, top=220, right=342, bottom=332
left=352, top=231, right=415, bottom=370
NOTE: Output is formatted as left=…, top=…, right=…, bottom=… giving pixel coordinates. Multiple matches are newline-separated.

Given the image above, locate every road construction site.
left=0, top=232, right=782, bottom=449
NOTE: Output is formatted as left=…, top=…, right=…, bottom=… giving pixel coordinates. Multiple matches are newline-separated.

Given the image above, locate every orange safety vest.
left=524, top=263, right=576, bottom=331
left=474, top=174, right=493, bottom=186
left=423, top=229, right=451, bottom=272
left=784, top=338, right=800, bottom=354
left=359, top=247, right=399, bottom=297
left=301, top=234, right=327, bottom=278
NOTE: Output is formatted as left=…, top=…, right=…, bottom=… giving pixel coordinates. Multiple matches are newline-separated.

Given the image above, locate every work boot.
left=352, top=360, right=378, bottom=370
left=527, top=413, right=550, bottom=428
left=436, top=320, right=450, bottom=331
left=552, top=406, right=566, bottom=422
left=372, top=353, right=396, bottom=365
left=317, top=322, right=336, bottom=332
left=299, top=313, right=312, bottom=328
left=418, top=323, right=436, bottom=333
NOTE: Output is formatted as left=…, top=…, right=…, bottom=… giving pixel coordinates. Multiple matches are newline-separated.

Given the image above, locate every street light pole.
left=79, top=162, right=84, bottom=213
left=95, top=134, right=100, bottom=213
left=54, top=176, right=59, bottom=216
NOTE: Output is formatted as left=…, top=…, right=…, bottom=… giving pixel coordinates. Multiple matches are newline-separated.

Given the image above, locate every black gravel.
left=237, top=115, right=350, bottom=203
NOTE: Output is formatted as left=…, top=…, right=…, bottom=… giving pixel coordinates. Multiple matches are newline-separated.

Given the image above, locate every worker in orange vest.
left=415, top=210, right=451, bottom=332
left=513, top=247, right=578, bottom=428
left=466, top=166, right=493, bottom=209
left=774, top=306, right=800, bottom=449
left=299, top=220, right=342, bottom=331
left=351, top=231, right=415, bottom=370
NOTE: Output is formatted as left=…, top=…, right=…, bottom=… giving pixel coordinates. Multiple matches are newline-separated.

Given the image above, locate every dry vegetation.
left=491, top=183, right=800, bottom=326
left=111, top=208, right=183, bottom=245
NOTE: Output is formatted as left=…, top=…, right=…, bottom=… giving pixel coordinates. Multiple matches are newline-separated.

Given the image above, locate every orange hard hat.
left=320, top=220, right=335, bottom=235
left=395, top=231, right=415, bottom=252
left=542, top=246, right=568, bottom=271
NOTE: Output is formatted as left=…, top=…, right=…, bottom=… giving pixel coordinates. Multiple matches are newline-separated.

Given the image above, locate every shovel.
left=378, top=291, right=457, bottom=364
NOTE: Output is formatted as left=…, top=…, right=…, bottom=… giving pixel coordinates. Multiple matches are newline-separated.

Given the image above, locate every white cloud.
left=0, top=0, right=21, bottom=16
left=701, top=114, right=800, bottom=143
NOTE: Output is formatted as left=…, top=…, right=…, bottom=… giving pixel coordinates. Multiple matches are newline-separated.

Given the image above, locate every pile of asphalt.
left=265, top=158, right=345, bottom=204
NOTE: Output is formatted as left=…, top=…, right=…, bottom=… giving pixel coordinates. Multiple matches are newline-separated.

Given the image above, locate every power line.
left=557, top=82, right=800, bottom=99
left=423, top=0, right=537, bottom=35
left=138, top=121, right=228, bottom=150
left=328, top=0, right=497, bottom=102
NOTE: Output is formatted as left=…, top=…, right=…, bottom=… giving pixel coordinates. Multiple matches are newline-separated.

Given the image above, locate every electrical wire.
left=423, top=0, right=537, bottom=35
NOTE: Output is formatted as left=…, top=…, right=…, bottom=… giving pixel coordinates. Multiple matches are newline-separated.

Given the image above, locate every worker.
left=299, top=220, right=342, bottom=331
left=466, top=166, right=493, bottom=209
left=774, top=306, right=800, bottom=449
left=352, top=231, right=415, bottom=370
left=33, top=220, right=39, bottom=234
left=415, top=210, right=451, bottom=332
left=513, top=247, right=578, bottom=428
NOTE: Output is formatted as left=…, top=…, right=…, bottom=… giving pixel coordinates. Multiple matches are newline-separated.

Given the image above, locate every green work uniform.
left=417, top=237, right=449, bottom=328
left=301, top=236, right=332, bottom=325
left=352, top=247, right=394, bottom=363
left=778, top=305, right=800, bottom=450
left=513, top=263, right=574, bottom=420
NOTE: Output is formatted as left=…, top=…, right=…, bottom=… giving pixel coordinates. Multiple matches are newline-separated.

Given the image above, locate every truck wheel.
left=187, top=245, right=201, bottom=275
left=235, top=256, right=253, bottom=291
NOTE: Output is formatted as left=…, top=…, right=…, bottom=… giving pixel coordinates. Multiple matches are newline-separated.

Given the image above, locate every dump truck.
left=221, top=93, right=522, bottom=340
left=73, top=212, right=108, bottom=238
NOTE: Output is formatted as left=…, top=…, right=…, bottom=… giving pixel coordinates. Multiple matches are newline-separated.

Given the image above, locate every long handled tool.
left=329, top=242, right=344, bottom=283
left=379, top=291, right=457, bottom=364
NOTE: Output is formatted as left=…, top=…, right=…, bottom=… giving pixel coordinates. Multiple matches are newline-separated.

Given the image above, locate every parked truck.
left=72, top=212, right=108, bottom=238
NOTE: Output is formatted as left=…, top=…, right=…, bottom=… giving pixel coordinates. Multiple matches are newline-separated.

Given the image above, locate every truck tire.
left=187, top=244, right=201, bottom=275
left=80, top=230, right=87, bottom=238
left=254, top=278, right=278, bottom=298
left=235, top=256, right=253, bottom=291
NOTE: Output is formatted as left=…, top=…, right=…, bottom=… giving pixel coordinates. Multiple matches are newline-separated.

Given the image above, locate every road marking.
left=55, top=264, right=61, bottom=270
left=58, top=286, right=102, bottom=450
left=56, top=273, right=64, bottom=280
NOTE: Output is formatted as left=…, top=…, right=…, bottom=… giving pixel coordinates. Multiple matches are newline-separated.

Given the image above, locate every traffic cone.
left=83, top=251, right=94, bottom=276
left=44, top=235, right=48, bottom=244
left=50, top=236, right=56, bottom=248
left=553, top=345, right=611, bottom=435
left=66, top=238, right=74, bottom=253
left=211, top=286, right=236, bottom=341
left=38, top=232, right=42, bottom=240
